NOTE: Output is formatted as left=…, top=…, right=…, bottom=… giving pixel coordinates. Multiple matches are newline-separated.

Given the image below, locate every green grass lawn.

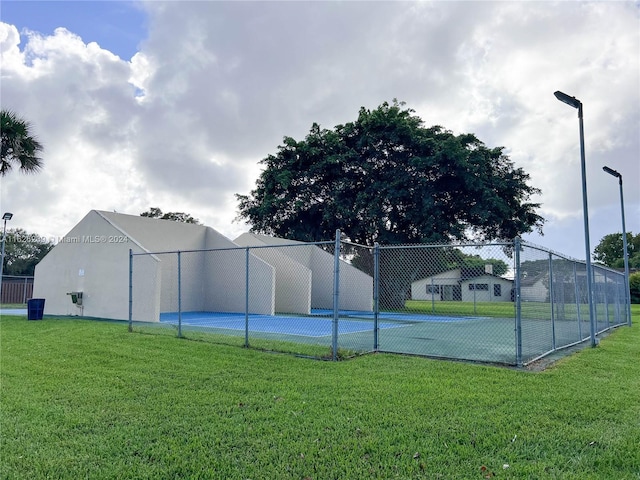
left=405, top=299, right=629, bottom=321
left=1, top=313, right=639, bottom=479
left=405, top=299, right=518, bottom=317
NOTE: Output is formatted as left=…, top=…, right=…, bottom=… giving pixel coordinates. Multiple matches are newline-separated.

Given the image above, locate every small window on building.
left=494, top=284, right=502, bottom=297
left=469, top=283, right=489, bottom=291
left=426, top=285, right=440, bottom=294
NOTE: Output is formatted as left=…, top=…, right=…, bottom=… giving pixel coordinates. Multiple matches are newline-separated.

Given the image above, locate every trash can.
left=27, top=298, right=45, bottom=320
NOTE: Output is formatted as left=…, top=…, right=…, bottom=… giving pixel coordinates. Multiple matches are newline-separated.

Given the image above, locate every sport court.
left=160, top=309, right=405, bottom=337
left=158, top=309, right=597, bottom=365
left=159, top=309, right=527, bottom=363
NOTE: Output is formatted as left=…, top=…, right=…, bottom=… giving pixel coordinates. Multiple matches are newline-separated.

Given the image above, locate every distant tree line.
left=1, top=229, right=53, bottom=276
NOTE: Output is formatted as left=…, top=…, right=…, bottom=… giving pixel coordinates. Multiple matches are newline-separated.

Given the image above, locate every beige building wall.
left=101, top=211, right=212, bottom=315
left=234, top=233, right=312, bottom=314
left=311, top=247, right=373, bottom=312
left=33, top=210, right=276, bottom=322
left=200, top=247, right=275, bottom=314
left=33, top=210, right=155, bottom=320
left=234, top=233, right=373, bottom=313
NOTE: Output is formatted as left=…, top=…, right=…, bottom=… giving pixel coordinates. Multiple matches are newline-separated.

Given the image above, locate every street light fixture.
left=602, top=166, right=632, bottom=326
left=0, top=212, right=14, bottom=305
left=554, top=91, right=582, bottom=109
left=554, top=90, right=597, bottom=347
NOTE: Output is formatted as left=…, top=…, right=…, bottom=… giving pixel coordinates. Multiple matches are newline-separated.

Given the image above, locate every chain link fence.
left=129, top=233, right=630, bottom=366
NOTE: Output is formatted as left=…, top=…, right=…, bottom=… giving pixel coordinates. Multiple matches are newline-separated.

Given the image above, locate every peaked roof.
left=416, top=268, right=512, bottom=283
left=58, top=210, right=236, bottom=254
left=95, top=210, right=210, bottom=251
left=520, top=272, right=548, bottom=287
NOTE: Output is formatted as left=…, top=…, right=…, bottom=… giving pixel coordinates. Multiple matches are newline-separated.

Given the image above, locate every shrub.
left=629, top=271, right=640, bottom=303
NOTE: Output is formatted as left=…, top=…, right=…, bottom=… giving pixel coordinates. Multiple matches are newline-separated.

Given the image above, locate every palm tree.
left=1, top=109, right=44, bottom=176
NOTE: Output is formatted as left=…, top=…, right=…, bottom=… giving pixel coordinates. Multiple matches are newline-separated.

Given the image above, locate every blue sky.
left=1, top=1, right=146, bottom=60
left=0, top=1, right=638, bottom=260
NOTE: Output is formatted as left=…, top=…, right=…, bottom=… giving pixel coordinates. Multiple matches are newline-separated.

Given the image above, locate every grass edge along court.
left=1, top=310, right=639, bottom=479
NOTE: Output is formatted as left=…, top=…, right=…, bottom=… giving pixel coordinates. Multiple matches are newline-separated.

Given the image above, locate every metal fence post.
left=128, top=249, right=133, bottom=332
left=332, top=229, right=341, bottom=361
left=514, top=238, right=523, bottom=367
left=548, top=253, right=556, bottom=351
left=473, top=284, right=477, bottom=314
left=617, top=275, right=624, bottom=326
left=604, top=270, right=610, bottom=330
left=573, top=262, right=583, bottom=340
left=431, top=277, right=436, bottom=313
left=588, top=265, right=597, bottom=347
left=245, top=247, right=250, bottom=348
left=177, top=251, right=182, bottom=338
left=373, top=242, right=380, bottom=351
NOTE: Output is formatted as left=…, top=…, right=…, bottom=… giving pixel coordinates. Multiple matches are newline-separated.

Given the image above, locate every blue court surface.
left=0, top=309, right=27, bottom=316
left=159, top=310, right=487, bottom=338
left=159, top=311, right=402, bottom=338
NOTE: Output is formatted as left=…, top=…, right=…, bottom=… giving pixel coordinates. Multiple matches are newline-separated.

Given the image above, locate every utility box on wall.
left=67, top=291, right=83, bottom=306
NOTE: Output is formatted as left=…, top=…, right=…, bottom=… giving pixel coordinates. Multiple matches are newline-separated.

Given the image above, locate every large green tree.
left=140, top=207, right=201, bottom=225
left=2, top=229, right=54, bottom=276
left=236, top=101, right=544, bottom=246
left=237, top=101, right=542, bottom=308
left=593, top=232, right=640, bottom=269
left=1, top=110, right=44, bottom=176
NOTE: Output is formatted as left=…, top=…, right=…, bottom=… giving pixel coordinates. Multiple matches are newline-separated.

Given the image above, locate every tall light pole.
left=554, top=90, right=597, bottom=347
left=602, top=166, right=632, bottom=326
left=0, top=212, right=14, bottom=305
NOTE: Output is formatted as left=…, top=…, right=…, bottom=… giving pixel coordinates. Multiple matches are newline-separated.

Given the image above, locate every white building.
left=520, top=273, right=549, bottom=302
left=412, top=268, right=513, bottom=303
left=234, top=232, right=373, bottom=313
left=411, top=268, right=463, bottom=301
left=33, top=211, right=373, bottom=322
left=459, top=274, right=514, bottom=303
left=33, top=210, right=275, bottom=322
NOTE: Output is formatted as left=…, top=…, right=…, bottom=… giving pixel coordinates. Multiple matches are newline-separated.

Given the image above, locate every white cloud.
left=1, top=1, right=638, bottom=259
